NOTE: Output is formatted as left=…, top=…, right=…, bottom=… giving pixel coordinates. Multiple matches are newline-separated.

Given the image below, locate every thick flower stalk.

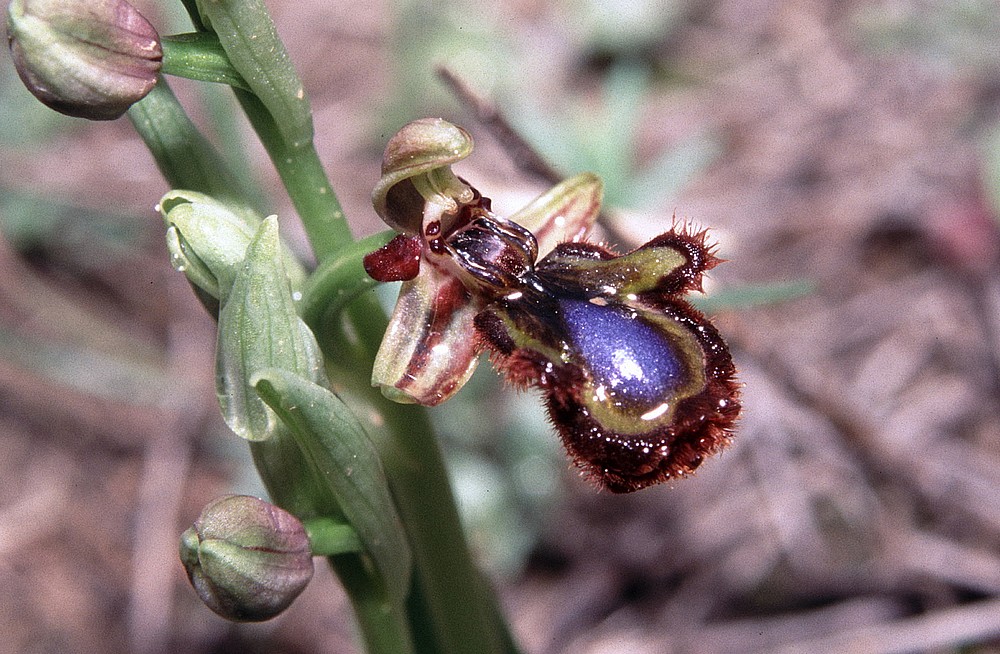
left=366, top=119, right=741, bottom=493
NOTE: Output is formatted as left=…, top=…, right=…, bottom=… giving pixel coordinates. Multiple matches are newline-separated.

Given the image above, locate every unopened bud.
left=180, top=495, right=313, bottom=622
left=160, top=191, right=307, bottom=303
left=6, top=0, right=162, bottom=120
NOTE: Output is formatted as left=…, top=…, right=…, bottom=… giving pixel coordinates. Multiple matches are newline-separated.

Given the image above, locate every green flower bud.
left=159, top=190, right=307, bottom=303
left=160, top=191, right=261, bottom=300
left=180, top=495, right=314, bottom=622
left=6, top=0, right=162, bottom=120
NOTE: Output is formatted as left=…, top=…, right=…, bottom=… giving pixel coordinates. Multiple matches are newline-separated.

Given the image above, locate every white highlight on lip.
left=505, top=291, right=523, bottom=300
left=641, top=403, right=670, bottom=421
left=612, top=350, right=644, bottom=381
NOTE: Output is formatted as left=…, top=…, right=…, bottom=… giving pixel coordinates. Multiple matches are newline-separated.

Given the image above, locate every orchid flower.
left=365, top=118, right=740, bottom=492
left=366, top=118, right=600, bottom=406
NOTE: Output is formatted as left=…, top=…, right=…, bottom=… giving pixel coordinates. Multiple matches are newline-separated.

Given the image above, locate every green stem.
left=299, top=230, right=394, bottom=330
left=178, top=0, right=205, bottom=31
left=251, top=437, right=414, bottom=654
left=334, top=555, right=415, bottom=654
left=181, top=84, right=515, bottom=648
left=378, top=394, right=511, bottom=654
left=127, top=79, right=253, bottom=205
left=320, top=294, right=515, bottom=654
left=161, top=33, right=250, bottom=90
left=234, top=88, right=348, bottom=261
left=196, top=0, right=313, bottom=149
left=150, top=6, right=519, bottom=649
left=303, top=518, right=363, bottom=556
left=129, top=84, right=415, bottom=654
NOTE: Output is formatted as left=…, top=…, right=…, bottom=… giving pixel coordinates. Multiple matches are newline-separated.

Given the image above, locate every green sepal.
left=371, top=266, right=480, bottom=406
left=253, top=368, right=413, bottom=608
left=216, top=217, right=325, bottom=441
left=539, top=245, right=688, bottom=298
left=508, top=172, right=603, bottom=255
left=195, top=0, right=312, bottom=148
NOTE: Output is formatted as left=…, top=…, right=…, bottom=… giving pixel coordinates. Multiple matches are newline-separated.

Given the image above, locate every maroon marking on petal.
left=394, top=275, right=476, bottom=403
left=473, top=310, right=516, bottom=357
left=364, top=234, right=423, bottom=282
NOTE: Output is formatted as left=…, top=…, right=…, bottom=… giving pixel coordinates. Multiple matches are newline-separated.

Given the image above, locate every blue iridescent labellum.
left=365, top=118, right=738, bottom=491
left=558, top=299, right=686, bottom=404
left=470, top=227, right=740, bottom=493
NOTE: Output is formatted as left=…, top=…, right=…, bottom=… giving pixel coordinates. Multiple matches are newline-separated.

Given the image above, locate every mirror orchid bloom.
left=365, top=118, right=740, bottom=492
left=366, top=118, right=599, bottom=406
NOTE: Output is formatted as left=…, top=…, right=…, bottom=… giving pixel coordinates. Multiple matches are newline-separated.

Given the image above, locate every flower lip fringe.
left=366, top=119, right=740, bottom=492
left=470, top=224, right=740, bottom=493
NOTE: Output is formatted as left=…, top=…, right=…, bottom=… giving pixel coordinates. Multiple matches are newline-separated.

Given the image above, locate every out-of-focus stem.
left=234, top=88, right=347, bottom=262
left=127, top=78, right=252, bottom=206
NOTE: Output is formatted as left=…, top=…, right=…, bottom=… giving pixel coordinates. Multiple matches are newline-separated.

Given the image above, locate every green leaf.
left=216, top=216, right=325, bottom=441
left=691, top=280, right=815, bottom=313
left=253, top=368, right=413, bottom=607
left=628, top=134, right=719, bottom=211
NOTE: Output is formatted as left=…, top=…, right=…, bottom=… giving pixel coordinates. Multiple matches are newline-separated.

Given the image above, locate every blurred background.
left=2, top=0, right=1000, bottom=652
